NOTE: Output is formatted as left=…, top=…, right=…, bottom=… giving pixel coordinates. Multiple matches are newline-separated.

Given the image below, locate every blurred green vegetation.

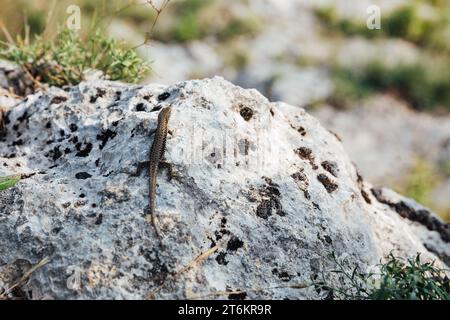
left=316, top=0, right=450, bottom=112
left=397, top=159, right=438, bottom=207
left=328, top=58, right=450, bottom=110
left=315, top=0, right=450, bottom=52
left=152, top=0, right=261, bottom=43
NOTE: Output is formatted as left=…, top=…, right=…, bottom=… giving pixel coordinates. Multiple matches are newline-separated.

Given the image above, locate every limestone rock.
left=0, top=77, right=448, bottom=299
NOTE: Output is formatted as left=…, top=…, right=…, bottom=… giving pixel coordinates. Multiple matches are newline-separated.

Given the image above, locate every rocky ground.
left=0, top=74, right=449, bottom=299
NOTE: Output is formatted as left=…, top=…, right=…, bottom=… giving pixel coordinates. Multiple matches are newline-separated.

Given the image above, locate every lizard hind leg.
left=159, top=161, right=179, bottom=181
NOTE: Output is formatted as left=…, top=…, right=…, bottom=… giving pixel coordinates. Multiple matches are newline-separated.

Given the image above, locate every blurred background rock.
left=1, top=0, right=449, bottom=220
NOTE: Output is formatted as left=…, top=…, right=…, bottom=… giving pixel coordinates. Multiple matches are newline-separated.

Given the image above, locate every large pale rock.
left=0, top=77, right=448, bottom=299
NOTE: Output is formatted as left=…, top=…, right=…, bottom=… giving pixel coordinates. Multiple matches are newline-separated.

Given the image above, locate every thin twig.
left=0, top=257, right=50, bottom=299
left=147, top=241, right=223, bottom=299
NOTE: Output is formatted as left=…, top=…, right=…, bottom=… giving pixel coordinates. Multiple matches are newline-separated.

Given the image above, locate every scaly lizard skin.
left=147, top=106, right=172, bottom=238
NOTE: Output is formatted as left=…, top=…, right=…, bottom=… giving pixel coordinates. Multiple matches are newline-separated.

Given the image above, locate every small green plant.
left=0, top=175, right=21, bottom=191
left=317, top=252, right=450, bottom=300
left=0, top=28, right=149, bottom=88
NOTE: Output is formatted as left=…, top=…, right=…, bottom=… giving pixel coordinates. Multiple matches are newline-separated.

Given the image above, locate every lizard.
left=147, top=105, right=172, bottom=238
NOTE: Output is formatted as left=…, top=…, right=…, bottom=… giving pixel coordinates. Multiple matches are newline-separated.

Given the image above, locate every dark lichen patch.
left=227, top=236, right=244, bottom=251
left=248, top=178, right=286, bottom=219
left=135, top=103, right=146, bottom=112
left=138, top=247, right=169, bottom=285
left=50, top=96, right=68, bottom=104
left=94, top=213, right=103, bottom=225
left=69, top=123, right=78, bottom=132
left=75, top=172, right=92, bottom=179
left=321, top=161, right=339, bottom=177
left=272, top=268, right=293, bottom=282
left=361, top=189, right=372, bottom=204
left=75, top=142, right=93, bottom=157
left=216, top=251, right=228, bottom=265
left=90, top=88, right=107, bottom=103
left=317, top=174, right=338, bottom=193
left=239, top=106, right=254, bottom=121
left=371, top=188, right=450, bottom=243
left=290, top=124, right=307, bottom=136
left=17, top=111, right=30, bottom=123
left=47, top=146, right=63, bottom=161
left=228, top=291, right=247, bottom=300
left=96, top=129, right=117, bottom=150
left=291, top=169, right=309, bottom=193
left=295, top=147, right=318, bottom=170
left=158, top=92, right=170, bottom=101
left=150, top=106, right=163, bottom=112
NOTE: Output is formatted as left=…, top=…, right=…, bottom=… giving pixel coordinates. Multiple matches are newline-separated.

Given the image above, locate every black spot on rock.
left=96, top=129, right=117, bottom=150
left=17, top=111, right=30, bottom=123
left=295, top=147, right=318, bottom=170
left=158, top=92, right=170, bottom=101
left=12, top=139, right=23, bottom=146
left=49, top=146, right=63, bottom=161
left=95, top=214, right=103, bottom=225
left=135, top=103, right=146, bottom=111
left=239, top=106, right=254, bottom=121
left=361, top=189, right=372, bottom=204
left=272, top=268, right=293, bottom=282
left=75, top=172, right=92, bottom=179
left=69, top=123, right=78, bottom=132
left=321, top=161, right=339, bottom=177
left=75, top=142, right=93, bottom=157
left=248, top=178, right=286, bottom=219
left=216, top=252, right=228, bottom=265
left=228, top=291, right=247, bottom=300
left=227, top=236, right=244, bottom=251
left=317, top=174, right=338, bottom=193
left=50, top=96, right=67, bottom=104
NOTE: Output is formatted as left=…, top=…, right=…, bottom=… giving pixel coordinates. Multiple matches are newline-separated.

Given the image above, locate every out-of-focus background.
left=1, top=0, right=449, bottom=220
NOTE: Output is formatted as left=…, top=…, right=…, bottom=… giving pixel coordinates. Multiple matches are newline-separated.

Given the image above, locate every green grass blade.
left=0, top=175, right=21, bottom=191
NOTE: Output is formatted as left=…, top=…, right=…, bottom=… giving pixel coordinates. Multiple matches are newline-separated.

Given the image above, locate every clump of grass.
left=317, top=252, right=450, bottom=300
left=0, top=28, right=149, bottom=88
